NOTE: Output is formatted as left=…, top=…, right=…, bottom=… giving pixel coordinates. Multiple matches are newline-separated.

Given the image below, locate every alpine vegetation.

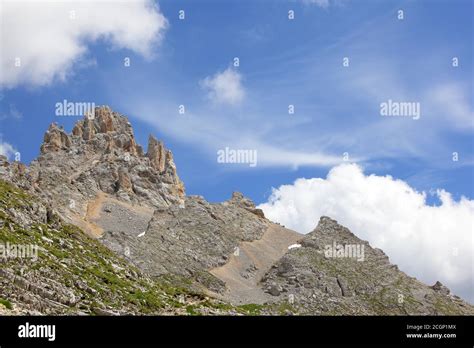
left=0, top=108, right=472, bottom=316
left=0, top=0, right=472, bottom=323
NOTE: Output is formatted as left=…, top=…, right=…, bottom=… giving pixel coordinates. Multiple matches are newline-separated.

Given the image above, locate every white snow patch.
left=288, top=243, right=302, bottom=250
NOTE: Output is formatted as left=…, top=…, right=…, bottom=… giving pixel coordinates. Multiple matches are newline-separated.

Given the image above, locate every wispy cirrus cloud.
left=125, top=99, right=343, bottom=169
left=425, top=83, right=474, bottom=131
left=0, top=104, right=22, bottom=120
left=110, top=0, right=471, bottom=173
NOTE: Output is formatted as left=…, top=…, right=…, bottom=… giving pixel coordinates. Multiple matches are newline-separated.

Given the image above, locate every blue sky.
left=0, top=0, right=473, bottom=205
left=0, top=0, right=473, bottom=302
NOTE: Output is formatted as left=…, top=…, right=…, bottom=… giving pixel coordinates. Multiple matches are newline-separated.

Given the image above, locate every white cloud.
left=303, top=0, right=330, bottom=7
left=252, top=142, right=348, bottom=168
left=258, top=164, right=474, bottom=303
left=0, top=0, right=168, bottom=88
left=126, top=101, right=344, bottom=169
left=0, top=140, right=16, bottom=159
left=200, top=68, right=245, bottom=105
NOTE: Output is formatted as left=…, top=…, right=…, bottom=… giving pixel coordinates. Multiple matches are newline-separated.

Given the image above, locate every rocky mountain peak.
left=2, top=106, right=472, bottom=317
left=36, top=106, right=181, bottom=184
left=19, top=106, right=186, bottom=233
left=71, top=106, right=135, bottom=138
left=260, top=217, right=473, bottom=315
left=308, top=216, right=355, bottom=237
left=41, top=106, right=143, bottom=157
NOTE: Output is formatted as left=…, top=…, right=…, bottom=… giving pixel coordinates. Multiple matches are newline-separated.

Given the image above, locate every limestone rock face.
left=17, top=106, right=185, bottom=231
left=147, top=135, right=166, bottom=172
left=117, top=168, right=132, bottom=192
left=431, top=281, right=450, bottom=295
left=68, top=106, right=142, bottom=156
left=228, top=191, right=265, bottom=218
left=260, top=217, right=474, bottom=315
left=40, top=123, right=71, bottom=153
left=2, top=105, right=473, bottom=316
left=0, top=179, right=242, bottom=315
left=101, top=194, right=268, bottom=280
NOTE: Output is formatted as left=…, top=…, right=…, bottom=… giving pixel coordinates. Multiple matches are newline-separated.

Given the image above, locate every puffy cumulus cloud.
left=0, top=0, right=168, bottom=88
left=200, top=68, right=245, bottom=106
left=258, top=164, right=474, bottom=303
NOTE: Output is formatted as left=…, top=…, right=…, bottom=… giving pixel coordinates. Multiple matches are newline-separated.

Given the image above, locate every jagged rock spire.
left=147, top=135, right=167, bottom=173
left=34, top=105, right=185, bottom=211
left=40, top=123, right=71, bottom=153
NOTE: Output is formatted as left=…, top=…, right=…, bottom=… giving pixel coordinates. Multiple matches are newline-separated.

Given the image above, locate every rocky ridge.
left=0, top=178, right=276, bottom=315
left=1, top=106, right=473, bottom=316
left=260, top=217, right=473, bottom=315
left=4, top=106, right=184, bottom=237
